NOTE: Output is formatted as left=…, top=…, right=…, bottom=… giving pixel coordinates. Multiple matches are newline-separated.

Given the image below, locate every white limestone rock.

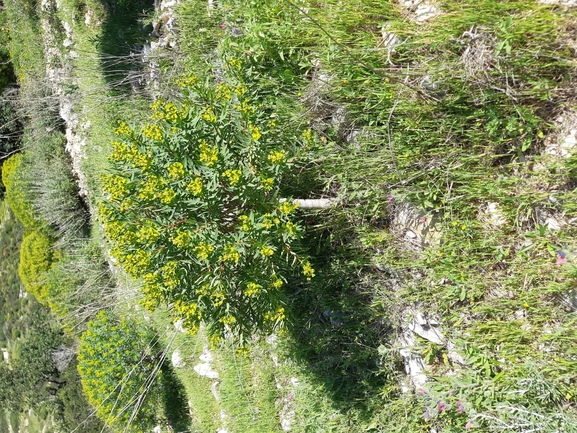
left=172, top=349, right=185, bottom=368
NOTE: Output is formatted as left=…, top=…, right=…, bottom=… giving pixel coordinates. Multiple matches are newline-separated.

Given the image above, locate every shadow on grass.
left=160, top=362, right=190, bottom=431
left=91, top=0, right=155, bottom=92
left=160, top=362, right=190, bottom=432
left=285, top=214, right=400, bottom=415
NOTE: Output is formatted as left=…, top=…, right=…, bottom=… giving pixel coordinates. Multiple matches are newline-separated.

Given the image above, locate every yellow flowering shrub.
left=167, top=162, right=185, bottom=179
left=77, top=310, right=161, bottom=433
left=99, top=66, right=315, bottom=340
left=198, top=140, right=219, bottom=166
left=267, top=149, right=286, bottom=164
left=142, top=124, right=163, bottom=141
left=187, top=177, right=203, bottom=195
left=222, top=169, right=242, bottom=185
left=1, top=154, right=42, bottom=229
left=18, top=230, right=54, bottom=302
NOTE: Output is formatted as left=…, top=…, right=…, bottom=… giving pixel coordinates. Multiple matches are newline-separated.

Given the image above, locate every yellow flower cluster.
left=171, top=230, right=190, bottom=248
left=220, top=314, right=237, bottom=325
left=151, top=99, right=181, bottom=123
left=150, top=99, right=162, bottom=112
left=202, top=107, right=217, bottom=123
left=279, top=200, right=300, bottom=215
left=102, top=219, right=121, bottom=239
left=174, top=300, right=198, bottom=318
left=97, top=200, right=113, bottom=217
left=199, top=140, right=219, bottom=166
left=260, top=246, right=274, bottom=256
left=142, top=124, right=163, bottom=141
left=141, top=273, right=161, bottom=311
left=160, top=188, right=177, bottom=204
left=167, top=162, right=185, bottom=180
left=222, top=169, right=242, bottom=185
left=271, top=275, right=284, bottom=289
left=235, top=100, right=255, bottom=115
left=209, top=333, right=222, bottom=349
left=211, top=289, right=226, bottom=307
left=109, top=141, right=127, bottom=161
left=104, top=222, right=135, bottom=250
left=138, top=175, right=162, bottom=201
left=229, top=58, right=242, bottom=68
left=173, top=300, right=200, bottom=334
left=215, top=83, right=232, bottom=100
left=238, top=215, right=250, bottom=231
left=109, top=141, right=153, bottom=171
left=135, top=225, right=160, bottom=246
left=118, top=199, right=135, bottom=212
left=187, top=177, right=203, bottom=196
left=196, top=283, right=211, bottom=297
left=114, top=121, right=131, bottom=136
left=267, top=150, right=286, bottom=164
left=102, top=174, right=129, bottom=201
left=131, top=150, right=152, bottom=171
left=162, top=261, right=179, bottom=290
left=177, top=73, right=197, bottom=88
left=249, top=124, right=261, bottom=141
left=302, top=261, right=315, bottom=280
left=234, top=84, right=247, bottom=95
left=245, top=282, right=261, bottom=297
left=196, top=242, right=215, bottom=260
left=162, top=102, right=180, bottom=123
left=285, top=221, right=298, bottom=236
left=220, top=245, right=240, bottom=262
left=261, top=177, right=275, bottom=191
left=302, top=129, right=313, bottom=141
left=261, top=213, right=280, bottom=229
left=264, top=306, right=285, bottom=323
left=122, top=250, right=150, bottom=277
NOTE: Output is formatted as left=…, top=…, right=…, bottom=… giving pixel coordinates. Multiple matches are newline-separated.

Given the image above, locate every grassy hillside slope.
left=2, top=0, right=577, bottom=432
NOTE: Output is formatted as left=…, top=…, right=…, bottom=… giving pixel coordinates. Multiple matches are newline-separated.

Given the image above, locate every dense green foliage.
left=99, top=69, right=315, bottom=340
left=0, top=202, right=108, bottom=432
left=18, top=229, right=54, bottom=300
left=1, top=153, right=40, bottom=228
left=77, top=310, right=161, bottom=433
left=0, top=312, right=107, bottom=433
left=5, top=323, right=64, bottom=409
left=0, top=203, right=27, bottom=343
left=56, top=358, right=111, bottom=433
left=0, top=4, right=21, bottom=184
left=3, top=0, right=45, bottom=84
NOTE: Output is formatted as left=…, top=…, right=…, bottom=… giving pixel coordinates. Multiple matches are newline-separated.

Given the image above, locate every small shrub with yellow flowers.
left=77, top=310, right=161, bottom=433
left=99, top=62, right=315, bottom=341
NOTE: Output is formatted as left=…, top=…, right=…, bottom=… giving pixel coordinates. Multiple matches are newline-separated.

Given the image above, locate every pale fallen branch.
left=294, top=198, right=337, bottom=209
left=280, top=197, right=337, bottom=209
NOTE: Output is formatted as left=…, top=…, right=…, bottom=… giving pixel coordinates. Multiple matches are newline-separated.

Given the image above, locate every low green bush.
left=77, top=310, right=161, bottom=433
left=18, top=229, right=54, bottom=302
left=1, top=153, right=41, bottom=229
